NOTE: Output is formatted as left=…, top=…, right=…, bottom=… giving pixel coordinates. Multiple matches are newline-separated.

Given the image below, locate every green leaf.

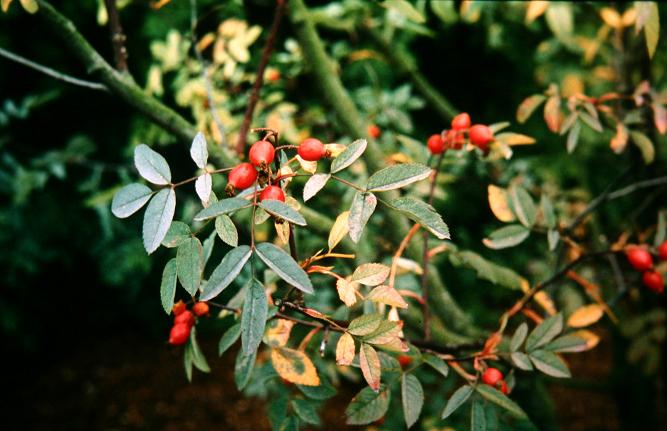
left=189, top=327, right=210, bottom=373
left=543, top=334, right=589, bottom=353
left=471, top=399, right=487, bottom=431
left=441, top=385, right=473, bottom=419
left=190, top=131, right=208, bottom=169
left=349, top=192, right=377, bottom=243
left=234, top=349, right=257, bottom=390
left=566, top=121, right=581, bottom=153
left=297, top=376, right=337, bottom=400
left=345, top=385, right=390, bottom=425
left=545, top=2, right=573, bottom=41
left=548, top=229, right=560, bottom=251
left=202, top=229, right=215, bottom=266
left=529, top=349, right=571, bottom=378
left=423, top=354, right=449, bottom=377
left=162, top=221, right=191, bottom=248
left=449, top=251, right=523, bottom=290
left=509, top=185, right=537, bottom=227
left=511, top=352, right=534, bottom=371
left=630, top=130, right=655, bottom=164
left=540, top=194, right=556, bottom=229
left=291, top=399, right=320, bottom=425
left=215, top=214, right=238, bottom=247
left=636, top=1, right=660, bottom=58
left=303, top=173, right=330, bottom=202
left=348, top=313, right=383, bottom=336
left=184, top=341, right=193, bottom=382
left=510, top=323, right=529, bottom=351
left=366, top=163, right=431, bottom=192
left=201, top=245, right=252, bottom=301
left=654, top=210, right=666, bottom=247
left=430, top=0, right=457, bottom=24
left=382, top=0, right=425, bottom=23
left=475, top=385, right=527, bottom=419
left=241, top=278, right=268, bottom=355
left=526, top=313, right=563, bottom=352
left=142, top=188, right=176, bottom=254
left=279, top=416, right=299, bottom=431
left=389, top=197, right=450, bottom=239
left=359, top=343, right=382, bottom=391
left=193, top=197, right=250, bottom=221
left=134, top=144, right=171, bottom=185
left=255, top=242, right=313, bottom=294
left=331, top=138, right=367, bottom=173
left=218, top=322, right=241, bottom=356
left=111, top=183, right=153, bottom=218
left=177, top=237, right=204, bottom=296
left=483, top=224, right=530, bottom=249
left=259, top=200, right=307, bottom=226
left=160, top=258, right=177, bottom=315
left=401, top=373, right=424, bottom=428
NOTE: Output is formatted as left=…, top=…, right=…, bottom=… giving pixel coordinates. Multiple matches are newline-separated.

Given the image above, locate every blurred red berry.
left=174, top=310, right=195, bottom=327
left=266, top=69, right=280, bottom=82
left=427, top=134, right=446, bottom=154
left=172, top=300, right=186, bottom=316
left=626, top=247, right=653, bottom=271
left=482, top=367, right=504, bottom=387
left=446, top=129, right=465, bottom=149
left=451, top=112, right=471, bottom=130
left=192, top=302, right=209, bottom=317
left=298, top=138, right=326, bottom=161
left=260, top=185, right=285, bottom=202
left=643, top=271, right=664, bottom=294
left=469, top=124, right=494, bottom=150
left=228, top=163, right=258, bottom=190
left=500, top=380, right=509, bottom=395
left=248, top=140, right=275, bottom=167
left=658, top=241, right=667, bottom=261
left=397, top=355, right=412, bottom=368
left=169, top=323, right=191, bottom=345
left=367, top=124, right=381, bottom=139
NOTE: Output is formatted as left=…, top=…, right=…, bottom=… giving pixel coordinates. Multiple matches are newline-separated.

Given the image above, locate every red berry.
left=451, top=112, right=471, bottom=130
left=500, top=380, right=509, bottom=395
left=626, top=247, right=653, bottom=271
left=228, top=163, right=258, bottom=190
left=427, top=134, right=446, bottom=154
left=174, top=310, right=195, bottom=327
left=367, top=124, right=381, bottom=139
left=266, top=69, right=280, bottom=82
left=298, top=138, right=326, bottom=161
left=192, top=302, right=209, bottom=317
left=658, top=241, right=667, bottom=261
left=397, top=355, right=412, bottom=368
left=172, top=300, right=187, bottom=316
left=259, top=185, right=285, bottom=202
left=169, top=323, right=191, bottom=345
left=248, top=140, right=275, bottom=167
left=446, top=129, right=465, bottom=150
left=482, top=367, right=504, bottom=387
left=643, top=271, right=664, bottom=294
left=469, top=124, right=494, bottom=150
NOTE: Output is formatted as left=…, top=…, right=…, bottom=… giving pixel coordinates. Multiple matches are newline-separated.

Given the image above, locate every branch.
left=103, top=0, right=129, bottom=72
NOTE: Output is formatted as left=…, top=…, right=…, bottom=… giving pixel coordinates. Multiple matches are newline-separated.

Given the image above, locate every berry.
left=172, top=300, right=186, bottom=316
left=266, top=69, right=280, bottom=82
left=482, top=367, right=504, bottom=387
left=228, top=163, right=258, bottom=190
left=446, top=129, right=465, bottom=150
left=192, top=301, right=209, bottom=317
left=174, top=310, right=195, bottom=327
left=626, top=247, right=653, bottom=271
left=169, top=323, right=191, bottom=345
left=397, top=355, right=412, bottom=368
left=427, top=134, right=446, bottom=154
left=259, top=185, right=285, bottom=202
left=500, top=380, right=509, bottom=395
left=658, top=241, right=667, bottom=261
left=367, top=124, right=381, bottom=139
left=451, top=112, right=471, bottom=131
left=642, top=271, right=664, bottom=294
left=469, top=124, right=494, bottom=150
left=248, top=140, right=275, bottom=167
left=298, top=138, right=326, bottom=161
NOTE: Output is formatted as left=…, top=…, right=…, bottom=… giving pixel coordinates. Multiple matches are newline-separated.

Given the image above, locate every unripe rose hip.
left=298, top=138, right=326, bottom=161
left=642, top=271, right=664, bottom=294
left=248, top=140, right=275, bottom=167
left=626, top=247, right=653, bottom=271
left=192, top=301, right=209, bottom=317
left=658, top=241, right=667, bottom=261
left=169, top=323, right=191, bottom=345
left=228, top=162, right=258, bottom=190
left=172, top=300, right=187, bottom=316
left=367, top=124, right=381, bottom=139
left=481, top=367, right=504, bottom=387
left=174, top=310, right=195, bottom=327
left=451, top=112, right=471, bottom=131
left=427, top=134, right=446, bottom=154
left=469, top=124, right=494, bottom=151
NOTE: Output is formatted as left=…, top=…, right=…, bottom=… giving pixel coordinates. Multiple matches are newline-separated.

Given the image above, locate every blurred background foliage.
left=1, top=0, right=666, bottom=429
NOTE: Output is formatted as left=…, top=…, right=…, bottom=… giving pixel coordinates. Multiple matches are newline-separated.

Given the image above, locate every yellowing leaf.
left=567, top=304, right=604, bottom=328
left=271, top=347, right=320, bottom=386
left=296, top=155, right=318, bottom=174
left=19, top=0, right=37, bottom=13
left=325, top=143, right=347, bottom=158
left=336, top=332, right=355, bottom=365
left=352, top=263, right=390, bottom=286
left=395, top=257, right=423, bottom=275
left=636, top=2, right=660, bottom=58
left=495, top=132, right=536, bottom=146
left=359, top=343, right=381, bottom=391
left=263, top=319, right=295, bottom=347
left=337, top=278, right=358, bottom=307
left=274, top=220, right=290, bottom=244
left=328, top=211, right=350, bottom=251
left=517, top=94, right=546, bottom=123
left=610, top=123, right=629, bottom=153
left=535, top=291, right=557, bottom=316
left=572, top=329, right=600, bottom=351
left=525, top=0, right=549, bottom=24
left=600, top=7, right=621, bottom=28
left=488, top=185, right=516, bottom=222
left=1, top=0, right=13, bottom=13
left=366, top=285, right=408, bottom=309
left=621, top=8, right=636, bottom=27
left=544, top=95, right=563, bottom=133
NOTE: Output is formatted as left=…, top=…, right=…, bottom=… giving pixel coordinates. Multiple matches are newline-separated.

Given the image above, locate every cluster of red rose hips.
left=482, top=367, right=509, bottom=394
left=168, top=300, right=210, bottom=345
left=426, top=112, right=495, bottom=155
left=625, top=242, right=667, bottom=294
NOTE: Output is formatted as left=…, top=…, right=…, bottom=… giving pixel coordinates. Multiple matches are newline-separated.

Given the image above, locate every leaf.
left=525, top=0, right=549, bottom=24
left=423, top=354, right=449, bottom=377
left=189, top=328, right=210, bottom=373
left=352, top=263, right=390, bottom=286
left=630, top=130, right=655, bottom=164
left=543, top=95, right=562, bottom=133
left=636, top=1, right=659, bottom=58
left=483, top=224, right=530, bottom=249
left=389, top=197, right=450, bottom=239
left=566, top=121, right=581, bottom=153
left=241, top=278, right=268, bottom=355
left=517, top=94, right=546, bottom=123
left=19, top=0, right=38, bottom=14
left=430, top=0, right=457, bottom=24
left=475, top=385, right=528, bottom=419
left=545, top=2, right=573, bottom=41
left=297, top=376, right=337, bottom=400
left=259, top=200, right=307, bottom=226
left=653, top=103, right=667, bottom=134
left=336, top=332, right=355, bottom=365
left=526, top=313, right=563, bottom=352
left=331, top=138, right=367, bottom=173
left=349, top=192, right=377, bottom=243
left=495, top=132, right=536, bottom=146
left=529, top=349, right=571, bottom=378
left=366, top=285, right=408, bottom=308
left=382, top=0, right=425, bottom=23
left=234, top=349, right=256, bottom=390
left=488, top=185, right=515, bottom=222
left=471, top=399, right=487, bottom=431
left=610, top=122, right=628, bottom=154
left=359, top=343, right=381, bottom=391
left=303, top=173, right=330, bottom=202
left=510, top=322, right=529, bottom=351
left=543, top=332, right=594, bottom=353
left=509, top=185, right=537, bottom=227
left=511, top=352, right=534, bottom=370
left=162, top=221, right=191, bottom=248
left=328, top=211, right=350, bottom=251
left=348, top=314, right=383, bottom=336
left=449, top=251, right=523, bottom=289
left=215, top=214, right=238, bottom=246
left=441, top=385, right=473, bottom=419
left=111, top=183, right=153, bottom=218
left=193, top=197, right=250, bottom=221
left=567, top=304, right=604, bottom=328
left=363, top=321, right=402, bottom=346
left=190, top=131, right=208, bottom=169
left=134, top=144, right=171, bottom=185
left=579, top=111, right=603, bottom=133
left=401, top=373, right=424, bottom=428
left=255, top=242, right=313, bottom=294
left=366, top=163, right=432, bottom=192
left=142, top=188, right=176, bottom=254
left=548, top=229, right=560, bottom=251
left=160, top=258, right=177, bottom=314
left=540, top=194, right=556, bottom=229
left=336, top=278, right=358, bottom=307
left=176, top=237, right=204, bottom=296
left=201, top=245, right=252, bottom=301
left=291, top=399, right=320, bottom=425
left=195, top=173, right=212, bottom=204
left=345, top=386, right=390, bottom=425
left=218, top=322, right=241, bottom=356
left=271, top=347, right=320, bottom=386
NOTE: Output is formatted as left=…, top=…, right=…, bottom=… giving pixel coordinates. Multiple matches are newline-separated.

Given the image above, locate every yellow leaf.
left=274, top=220, right=290, bottom=244
left=366, top=285, right=408, bottom=309
left=197, top=33, right=216, bottom=52
left=395, top=257, right=423, bottom=275
left=325, top=143, right=346, bottom=158
left=336, top=332, right=355, bottom=365
left=359, top=343, right=381, bottom=391
left=364, top=321, right=402, bottom=345
left=1, top=0, right=13, bottom=12
left=263, top=319, right=295, bottom=347
left=600, top=7, right=621, bottom=28
left=328, top=211, right=350, bottom=251
left=296, top=155, right=317, bottom=174
left=544, top=95, right=563, bottom=133
left=567, top=304, right=604, bottom=328
left=375, top=337, right=409, bottom=353
left=535, top=291, right=557, bottom=315
left=495, top=132, right=536, bottom=146
left=610, top=123, right=629, bottom=153
left=526, top=0, right=550, bottom=24
left=621, top=8, right=636, bottom=27
left=571, top=329, right=600, bottom=351
left=337, top=278, right=358, bottom=307
left=271, top=347, right=320, bottom=386
left=487, top=185, right=516, bottom=222
left=352, top=263, right=390, bottom=286
left=19, top=0, right=37, bottom=13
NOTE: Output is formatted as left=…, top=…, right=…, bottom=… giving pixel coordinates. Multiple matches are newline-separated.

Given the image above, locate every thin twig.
left=103, top=0, right=129, bottom=72
left=607, top=175, right=667, bottom=200
left=0, top=46, right=107, bottom=91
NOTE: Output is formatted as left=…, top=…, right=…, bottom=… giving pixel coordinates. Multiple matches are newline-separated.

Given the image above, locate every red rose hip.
left=427, top=134, right=446, bottom=154
left=192, top=302, right=209, bottom=317
left=626, top=247, right=653, bottom=271
left=658, top=241, right=667, bottom=261
left=248, top=140, right=275, bottom=167
left=500, top=380, right=509, bottom=395
left=643, top=271, right=664, bottom=294
left=172, top=300, right=186, bottom=316
left=451, top=112, right=471, bottom=130
left=298, top=138, right=326, bottom=161
left=367, top=124, right=381, bottom=139
left=174, top=310, right=195, bottom=327
left=228, top=162, right=258, bottom=190
left=482, top=367, right=504, bottom=387
left=259, top=185, right=285, bottom=202
left=446, top=129, right=465, bottom=149
left=469, top=124, right=494, bottom=150
left=397, top=355, right=412, bottom=368
left=169, top=323, right=191, bottom=345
